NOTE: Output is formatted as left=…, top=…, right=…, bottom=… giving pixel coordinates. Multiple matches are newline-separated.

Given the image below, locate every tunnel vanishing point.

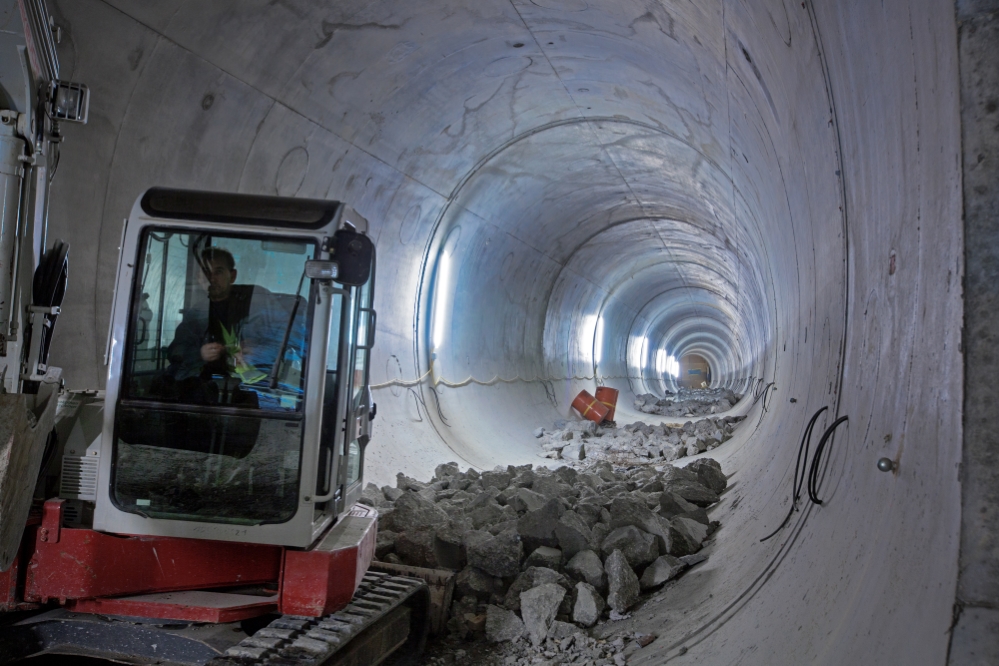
left=24, top=0, right=999, bottom=663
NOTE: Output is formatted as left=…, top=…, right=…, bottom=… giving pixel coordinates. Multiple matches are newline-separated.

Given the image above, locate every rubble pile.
left=536, top=415, right=746, bottom=465
left=360, top=455, right=728, bottom=663
left=633, top=387, right=742, bottom=417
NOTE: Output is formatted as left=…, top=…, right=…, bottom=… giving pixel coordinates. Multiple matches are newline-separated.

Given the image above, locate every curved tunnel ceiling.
left=45, top=0, right=963, bottom=663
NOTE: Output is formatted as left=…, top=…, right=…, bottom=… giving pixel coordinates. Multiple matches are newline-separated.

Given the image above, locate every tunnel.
left=27, top=0, right=993, bottom=663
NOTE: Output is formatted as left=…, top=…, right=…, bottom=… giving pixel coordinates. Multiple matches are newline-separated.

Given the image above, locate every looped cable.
left=759, top=406, right=828, bottom=543
left=807, top=415, right=849, bottom=505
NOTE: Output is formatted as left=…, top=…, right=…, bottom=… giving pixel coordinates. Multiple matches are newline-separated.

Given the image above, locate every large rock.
left=601, top=526, right=659, bottom=568
left=664, top=517, right=702, bottom=556
left=394, top=528, right=439, bottom=568
left=639, top=555, right=686, bottom=590
left=396, top=473, right=428, bottom=492
left=609, top=496, right=682, bottom=552
left=469, top=502, right=508, bottom=529
left=533, top=475, right=568, bottom=499
left=565, top=550, right=607, bottom=592
left=520, top=583, right=566, bottom=646
left=466, top=487, right=501, bottom=510
left=375, top=530, right=397, bottom=558
left=434, top=462, right=460, bottom=479
left=659, top=491, right=700, bottom=519
left=467, top=531, right=523, bottom=578
left=573, top=582, right=606, bottom=627
left=604, top=550, right=640, bottom=612
left=434, top=519, right=471, bottom=570
left=525, top=546, right=563, bottom=570
left=555, top=511, right=593, bottom=559
left=666, top=479, right=720, bottom=507
left=517, top=498, right=565, bottom=552
left=379, top=492, right=448, bottom=533
left=359, top=482, right=384, bottom=508
left=508, top=487, right=548, bottom=513
left=456, top=566, right=496, bottom=600
left=485, top=604, right=525, bottom=642
left=481, top=469, right=512, bottom=491
left=674, top=516, right=708, bottom=546
left=684, top=458, right=727, bottom=494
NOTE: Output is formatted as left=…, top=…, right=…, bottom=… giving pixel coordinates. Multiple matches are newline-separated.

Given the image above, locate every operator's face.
left=206, top=260, right=236, bottom=301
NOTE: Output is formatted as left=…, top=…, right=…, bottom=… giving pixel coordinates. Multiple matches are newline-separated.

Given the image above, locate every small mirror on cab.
left=331, top=229, right=374, bottom=286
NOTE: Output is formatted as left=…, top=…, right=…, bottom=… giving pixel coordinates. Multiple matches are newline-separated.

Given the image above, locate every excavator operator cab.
left=90, top=188, right=376, bottom=547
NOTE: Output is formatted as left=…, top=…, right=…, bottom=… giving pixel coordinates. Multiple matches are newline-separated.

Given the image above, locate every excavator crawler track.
left=213, top=571, right=428, bottom=666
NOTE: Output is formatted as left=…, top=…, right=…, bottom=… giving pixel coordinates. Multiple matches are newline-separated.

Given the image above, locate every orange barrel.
left=595, top=386, right=619, bottom=422
left=572, top=389, right=610, bottom=424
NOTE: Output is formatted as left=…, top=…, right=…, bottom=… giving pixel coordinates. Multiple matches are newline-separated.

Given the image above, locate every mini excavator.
left=0, top=2, right=429, bottom=663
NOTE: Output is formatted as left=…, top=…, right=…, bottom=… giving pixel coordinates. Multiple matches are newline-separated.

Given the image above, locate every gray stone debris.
left=604, top=550, right=641, bottom=613
left=485, top=604, right=525, bottom=642
left=372, top=448, right=728, bottom=650
left=601, top=526, right=659, bottom=569
left=538, top=412, right=744, bottom=467
left=467, top=531, right=523, bottom=578
left=565, top=549, right=607, bottom=592
left=634, top=387, right=741, bottom=417
left=573, top=582, right=606, bottom=627
left=639, top=555, right=686, bottom=590
left=521, top=583, right=566, bottom=646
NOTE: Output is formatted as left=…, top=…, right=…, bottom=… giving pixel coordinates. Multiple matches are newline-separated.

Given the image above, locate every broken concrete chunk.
left=561, top=442, right=586, bottom=461
left=565, top=549, right=607, bottom=592
left=601, top=526, right=659, bottom=568
left=511, top=469, right=537, bottom=488
left=379, top=492, right=448, bottom=533
left=525, top=546, right=563, bottom=571
left=359, top=482, right=384, bottom=508
left=375, top=530, right=397, bottom=559
left=533, top=427, right=545, bottom=438
left=684, top=458, right=727, bottom=494
left=481, top=469, right=513, bottom=491
left=394, top=527, right=439, bottom=568
left=604, top=550, right=640, bottom=613
left=659, top=491, right=700, bottom=519
left=667, top=479, right=720, bottom=507
left=679, top=552, right=708, bottom=567
left=532, top=475, right=568, bottom=499
left=508, top=487, right=548, bottom=513
left=549, top=620, right=584, bottom=641
left=485, top=604, right=525, bottom=642
left=674, top=516, right=708, bottom=546
left=382, top=486, right=403, bottom=502
left=555, top=511, right=593, bottom=560
left=396, top=473, right=427, bottom=492
left=573, top=582, right=606, bottom=627
left=520, top=583, right=566, bottom=646
left=639, top=555, right=686, bottom=590
left=456, top=566, right=497, bottom=600
left=467, top=531, right=523, bottom=578
left=517, top=498, right=565, bottom=552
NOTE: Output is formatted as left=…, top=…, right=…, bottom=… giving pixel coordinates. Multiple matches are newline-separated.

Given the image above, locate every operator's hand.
left=201, top=342, right=224, bottom=362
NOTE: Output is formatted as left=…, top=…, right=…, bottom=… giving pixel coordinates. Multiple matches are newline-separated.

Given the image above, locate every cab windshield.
left=112, top=229, right=315, bottom=525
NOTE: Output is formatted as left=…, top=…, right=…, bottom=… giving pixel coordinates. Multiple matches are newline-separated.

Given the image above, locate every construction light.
left=431, top=252, right=451, bottom=349
left=594, top=316, right=604, bottom=365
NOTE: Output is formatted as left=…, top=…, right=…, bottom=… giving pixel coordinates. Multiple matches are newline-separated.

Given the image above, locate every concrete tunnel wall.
left=40, top=0, right=963, bottom=663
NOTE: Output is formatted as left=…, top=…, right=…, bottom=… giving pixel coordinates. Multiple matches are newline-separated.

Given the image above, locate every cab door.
left=313, top=237, right=375, bottom=521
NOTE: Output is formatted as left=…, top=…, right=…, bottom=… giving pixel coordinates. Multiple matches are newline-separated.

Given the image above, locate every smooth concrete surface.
left=41, top=1, right=967, bottom=663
